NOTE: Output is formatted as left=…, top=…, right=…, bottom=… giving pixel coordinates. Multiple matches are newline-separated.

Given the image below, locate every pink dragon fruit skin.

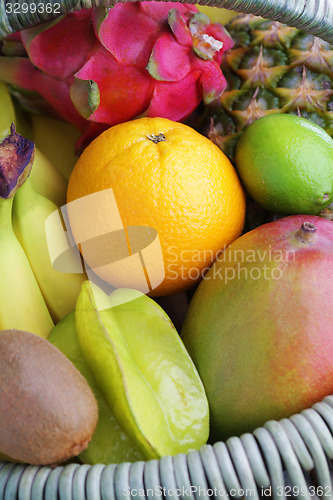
left=0, top=2, right=233, bottom=148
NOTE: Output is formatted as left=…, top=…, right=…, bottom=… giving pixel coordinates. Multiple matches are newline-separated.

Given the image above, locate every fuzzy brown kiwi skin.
left=0, top=329, right=98, bottom=465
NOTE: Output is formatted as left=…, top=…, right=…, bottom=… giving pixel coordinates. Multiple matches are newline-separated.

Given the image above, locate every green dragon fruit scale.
left=0, top=2, right=234, bottom=149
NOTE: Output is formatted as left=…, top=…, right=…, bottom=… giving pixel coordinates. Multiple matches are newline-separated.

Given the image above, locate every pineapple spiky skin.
left=203, top=14, right=333, bottom=160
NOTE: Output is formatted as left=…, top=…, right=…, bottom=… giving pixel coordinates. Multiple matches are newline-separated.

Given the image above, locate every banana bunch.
left=0, top=82, right=86, bottom=337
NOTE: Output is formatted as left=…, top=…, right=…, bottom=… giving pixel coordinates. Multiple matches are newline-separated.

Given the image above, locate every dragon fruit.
left=0, top=3, right=233, bottom=148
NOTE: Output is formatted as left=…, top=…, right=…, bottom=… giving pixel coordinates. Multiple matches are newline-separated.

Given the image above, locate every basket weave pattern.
left=1, top=0, right=333, bottom=41
left=1, top=0, right=333, bottom=497
left=2, top=395, right=333, bottom=498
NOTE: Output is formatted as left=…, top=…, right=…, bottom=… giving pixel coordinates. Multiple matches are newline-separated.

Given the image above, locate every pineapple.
left=203, top=14, right=333, bottom=160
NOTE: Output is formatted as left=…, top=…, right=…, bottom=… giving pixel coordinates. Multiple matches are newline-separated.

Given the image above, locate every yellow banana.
left=13, top=178, right=87, bottom=323
left=31, top=113, right=81, bottom=180
left=0, top=194, right=54, bottom=338
left=13, top=103, right=33, bottom=140
left=0, top=81, right=15, bottom=139
left=14, top=107, right=68, bottom=206
left=0, top=93, right=54, bottom=338
left=29, top=148, right=68, bottom=207
left=0, top=85, right=67, bottom=207
left=196, top=6, right=237, bottom=24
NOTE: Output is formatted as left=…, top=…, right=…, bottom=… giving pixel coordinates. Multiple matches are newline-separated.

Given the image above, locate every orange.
left=67, top=117, right=245, bottom=296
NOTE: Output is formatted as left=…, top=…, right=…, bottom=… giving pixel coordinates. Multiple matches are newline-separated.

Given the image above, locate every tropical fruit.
left=0, top=329, right=98, bottom=465
left=196, top=6, right=236, bottom=26
left=66, top=117, right=245, bottom=296
left=235, top=114, right=333, bottom=214
left=13, top=175, right=87, bottom=323
left=203, top=14, right=333, bottom=160
left=0, top=125, right=54, bottom=338
left=74, top=282, right=209, bottom=459
left=0, top=88, right=87, bottom=333
left=0, top=2, right=233, bottom=148
left=31, top=114, right=81, bottom=180
left=49, top=312, right=144, bottom=465
left=0, top=81, right=15, bottom=139
left=28, top=148, right=68, bottom=207
left=181, top=215, right=333, bottom=440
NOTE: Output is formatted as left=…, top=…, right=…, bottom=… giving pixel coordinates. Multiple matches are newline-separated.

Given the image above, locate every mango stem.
left=295, top=222, right=317, bottom=244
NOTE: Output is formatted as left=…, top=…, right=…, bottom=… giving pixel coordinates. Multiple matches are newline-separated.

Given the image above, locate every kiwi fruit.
left=0, top=329, right=98, bottom=465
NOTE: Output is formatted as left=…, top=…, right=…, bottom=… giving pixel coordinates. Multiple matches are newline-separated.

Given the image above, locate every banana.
left=0, top=192, right=54, bottom=338
left=14, top=106, right=68, bottom=207
left=0, top=99, right=54, bottom=338
left=13, top=178, right=87, bottom=323
left=0, top=85, right=67, bottom=207
left=0, top=86, right=78, bottom=331
left=196, top=6, right=237, bottom=25
left=31, top=113, right=81, bottom=180
left=29, top=148, right=68, bottom=207
left=0, top=81, right=15, bottom=139
left=13, top=103, right=33, bottom=140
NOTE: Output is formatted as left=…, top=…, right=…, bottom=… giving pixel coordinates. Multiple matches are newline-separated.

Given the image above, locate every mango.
left=181, top=215, right=333, bottom=440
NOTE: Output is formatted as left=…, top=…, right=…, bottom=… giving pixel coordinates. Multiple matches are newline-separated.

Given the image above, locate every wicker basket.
left=1, top=0, right=333, bottom=498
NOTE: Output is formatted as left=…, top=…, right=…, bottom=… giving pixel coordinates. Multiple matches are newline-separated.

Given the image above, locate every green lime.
left=235, top=114, right=333, bottom=214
